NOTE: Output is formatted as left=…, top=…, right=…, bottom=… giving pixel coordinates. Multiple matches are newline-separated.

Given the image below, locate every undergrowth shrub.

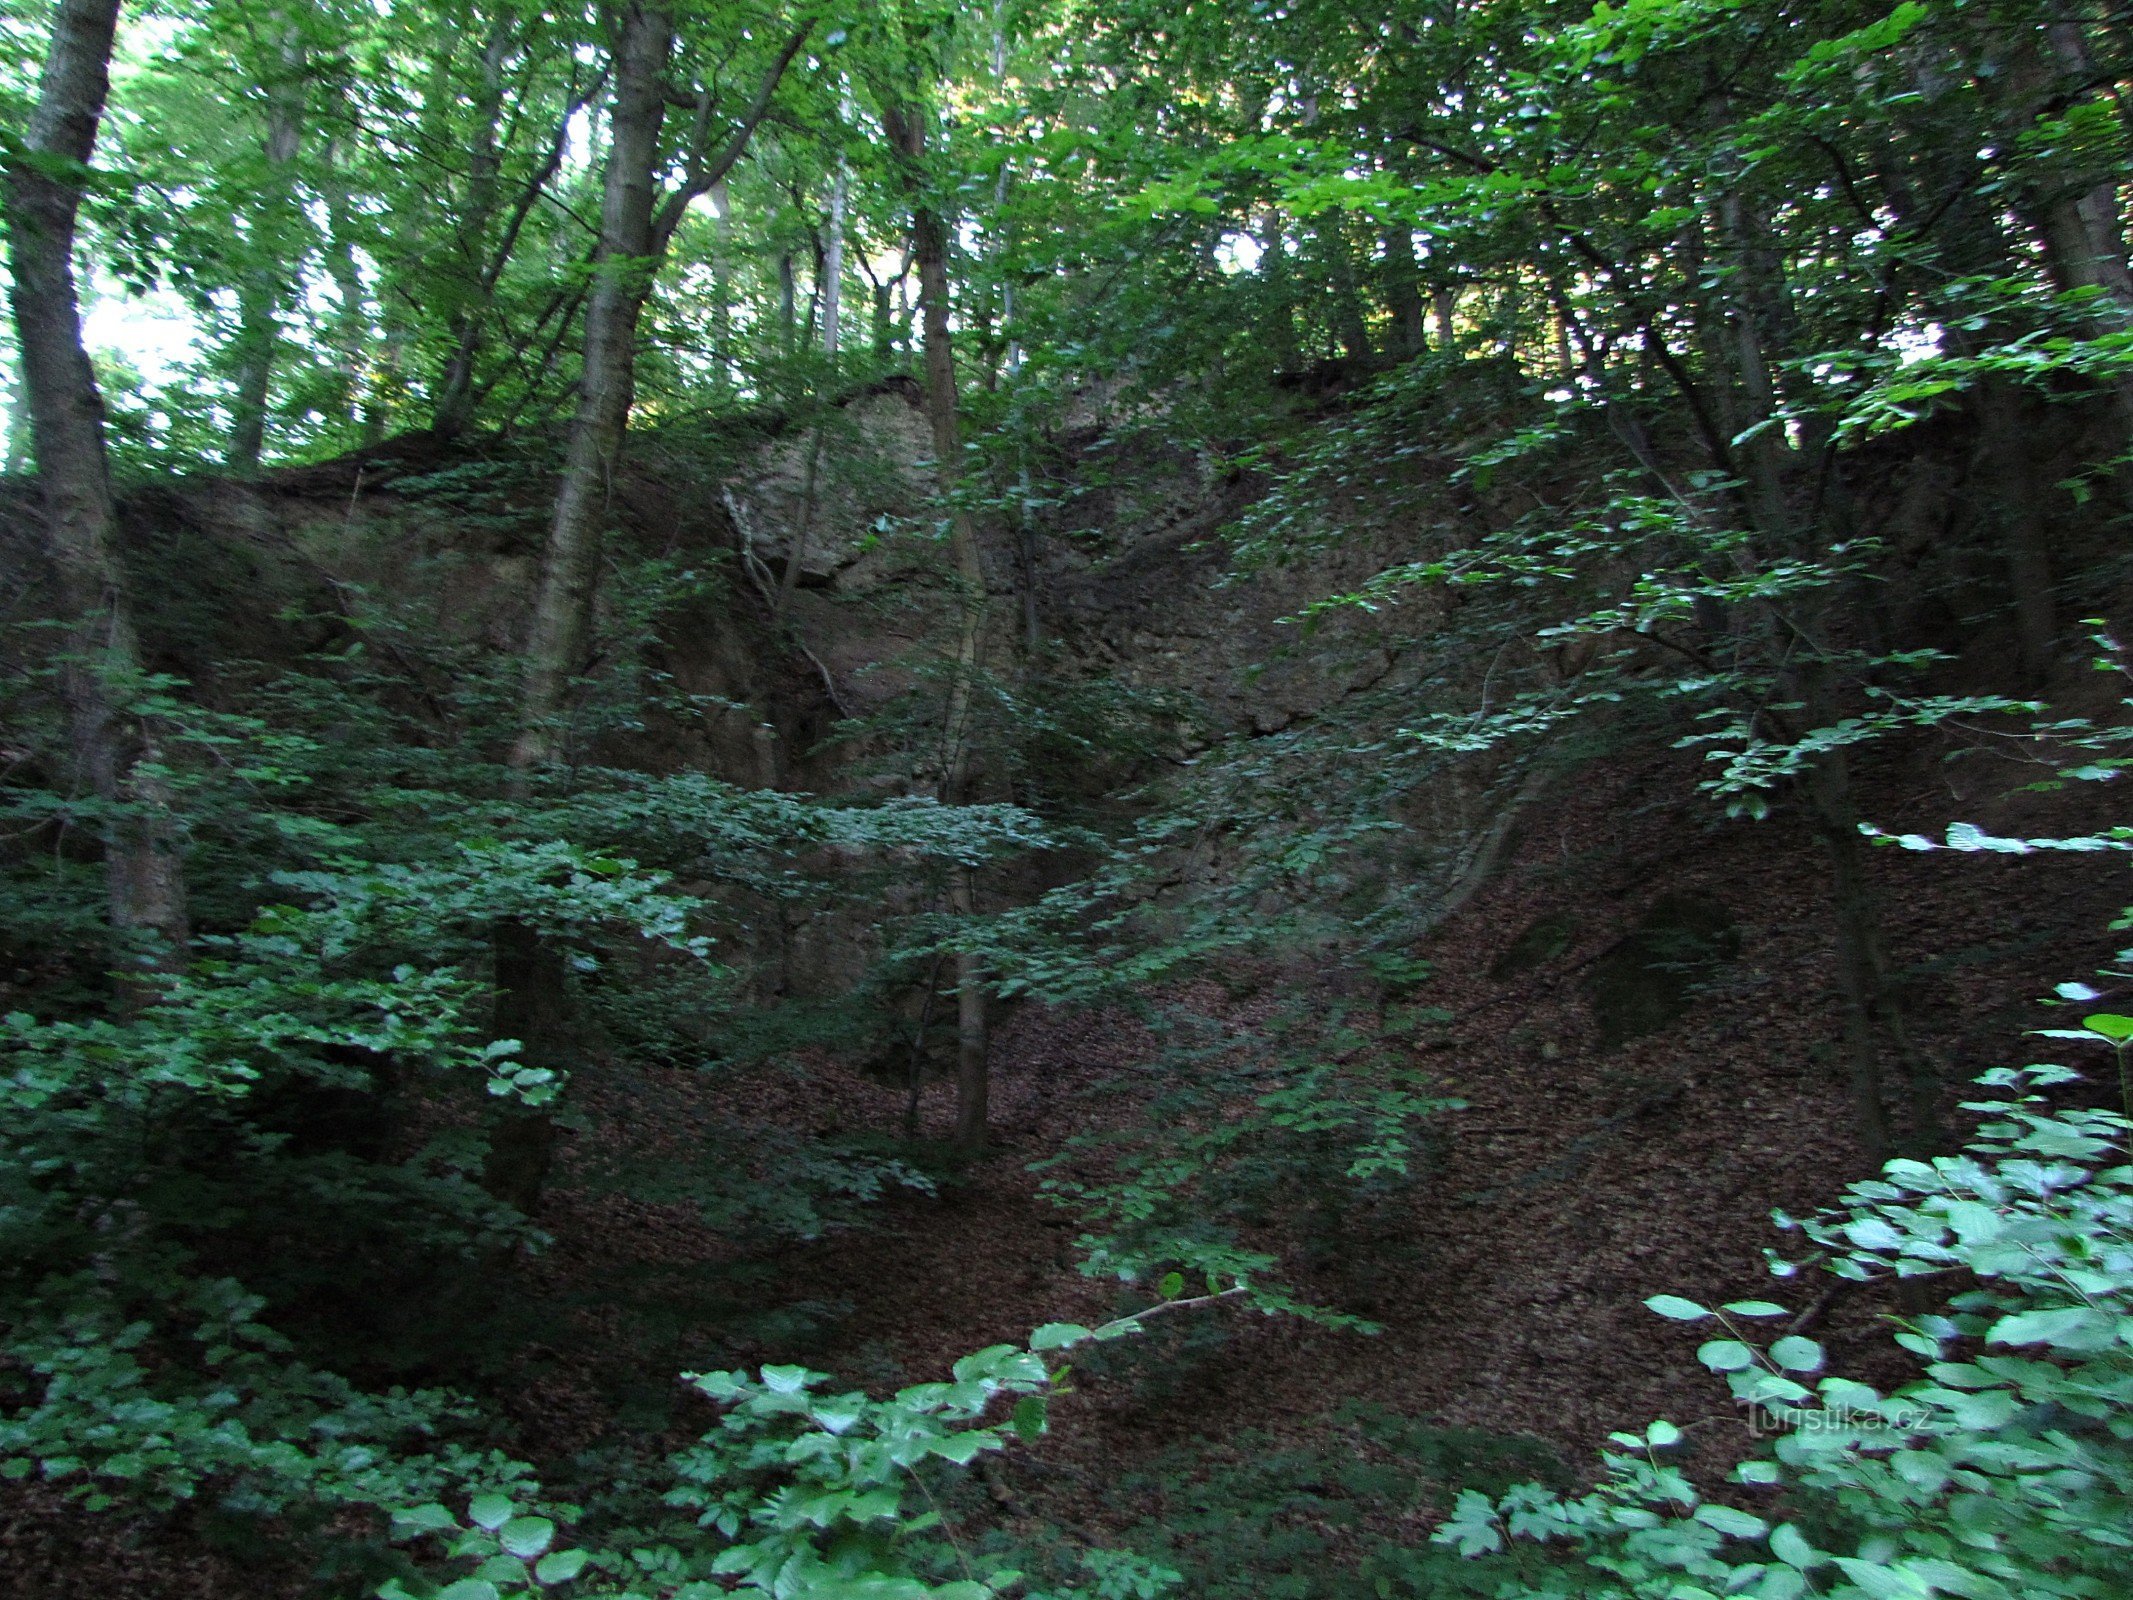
left=1437, top=1061, right=2133, bottom=1599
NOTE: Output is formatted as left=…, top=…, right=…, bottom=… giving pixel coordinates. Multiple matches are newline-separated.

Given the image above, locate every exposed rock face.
left=721, top=387, right=1438, bottom=768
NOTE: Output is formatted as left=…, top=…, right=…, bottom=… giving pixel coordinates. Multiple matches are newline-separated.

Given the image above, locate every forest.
left=3, top=0, right=2133, bottom=1593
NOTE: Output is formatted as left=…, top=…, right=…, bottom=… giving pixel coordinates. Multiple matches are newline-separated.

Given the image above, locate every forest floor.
left=4, top=735, right=2124, bottom=1596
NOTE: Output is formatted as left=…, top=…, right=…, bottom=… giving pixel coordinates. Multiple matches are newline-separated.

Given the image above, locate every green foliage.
left=0, top=558, right=1059, bottom=1535
left=380, top=1299, right=1219, bottom=1600
left=1037, top=1000, right=1461, bottom=1322
left=1436, top=1056, right=2133, bottom=1598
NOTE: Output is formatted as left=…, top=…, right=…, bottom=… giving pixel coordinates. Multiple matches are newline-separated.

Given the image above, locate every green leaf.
left=1159, top=1271, right=1185, bottom=1299
left=2083, top=1012, right=2133, bottom=1040
left=535, top=1549, right=590, bottom=1585
left=1699, top=1339, right=1756, bottom=1371
left=390, top=1503, right=459, bottom=1538
left=1769, top=1336, right=1823, bottom=1373
left=1012, top=1396, right=1048, bottom=1442
left=1769, top=1523, right=1821, bottom=1569
left=1988, top=1305, right=2117, bottom=1349
left=1694, top=1503, right=1767, bottom=1538
left=1646, top=1294, right=1712, bottom=1321
left=467, top=1494, right=514, bottom=1532
left=499, top=1516, right=555, bottom=1559
left=810, top=1399, right=865, bottom=1435
left=1029, top=1323, right=1093, bottom=1352
left=1831, top=1558, right=1933, bottom=1599
left=931, top=1432, right=990, bottom=1465
left=438, top=1583, right=502, bottom=1600
left=1721, top=1300, right=1789, bottom=1318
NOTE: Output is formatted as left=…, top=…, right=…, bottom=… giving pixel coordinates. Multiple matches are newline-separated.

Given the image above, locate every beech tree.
left=883, top=85, right=994, bottom=1148
left=512, top=2, right=812, bottom=769
left=5, top=0, right=188, bottom=971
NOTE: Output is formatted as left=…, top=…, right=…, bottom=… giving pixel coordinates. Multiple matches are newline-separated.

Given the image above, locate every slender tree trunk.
left=1431, top=285, right=1458, bottom=352
left=513, top=5, right=807, bottom=763
left=1322, top=220, right=1374, bottom=363
left=800, top=242, right=822, bottom=347
left=321, top=136, right=373, bottom=439
left=512, top=1, right=672, bottom=770
left=6, top=0, right=189, bottom=975
left=774, top=426, right=829, bottom=619
left=872, top=281, right=893, bottom=356
left=1878, top=140, right=2061, bottom=681
left=1259, top=209, right=1302, bottom=370
left=2033, top=176, right=2133, bottom=435
left=364, top=317, right=407, bottom=445
left=482, top=919, right=569, bottom=1215
left=430, top=18, right=514, bottom=437
left=1382, top=227, right=1427, bottom=358
left=1805, top=753, right=1893, bottom=1164
left=709, top=178, right=734, bottom=385
left=773, top=162, right=847, bottom=619
left=1706, top=134, right=1927, bottom=1157
left=1976, top=378, right=2057, bottom=685
left=820, top=159, right=847, bottom=359
left=2037, top=15, right=2133, bottom=317
left=886, top=97, right=991, bottom=1149
left=488, top=3, right=671, bottom=1219
left=1716, top=189, right=1795, bottom=542
left=228, top=10, right=306, bottom=474
left=493, top=9, right=806, bottom=1214
left=1983, top=14, right=2133, bottom=430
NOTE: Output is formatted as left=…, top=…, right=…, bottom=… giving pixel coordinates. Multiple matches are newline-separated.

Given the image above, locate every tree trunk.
left=1382, top=227, right=1427, bottom=358
left=777, top=247, right=798, bottom=352
left=1806, top=735, right=1940, bottom=1160
left=821, top=160, right=847, bottom=359
left=1877, top=137, right=2059, bottom=681
left=6, top=0, right=190, bottom=974
left=886, top=98, right=992, bottom=1150
left=1322, top=220, right=1374, bottom=363
left=511, top=5, right=807, bottom=764
left=321, top=136, right=374, bottom=439
left=512, top=1, right=672, bottom=770
left=6, top=358, right=32, bottom=472
left=774, top=425, right=829, bottom=619
left=482, top=918, right=569, bottom=1216
left=2037, top=15, right=2133, bottom=316
left=488, top=3, right=671, bottom=1220
left=709, top=177, right=734, bottom=385
left=870, top=275, right=893, bottom=357
left=430, top=18, right=514, bottom=437
left=1716, top=189, right=1795, bottom=542
left=493, top=9, right=807, bottom=1217
left=1431, top=286, right=1459, bottom=352
left=1976, top=378, right=2057, bottom=686
left=227, top=9, right=306, bottom=475
left=1259, top=209, right=1302, bottom=370
left=774, top=165, right=846, bottom=619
